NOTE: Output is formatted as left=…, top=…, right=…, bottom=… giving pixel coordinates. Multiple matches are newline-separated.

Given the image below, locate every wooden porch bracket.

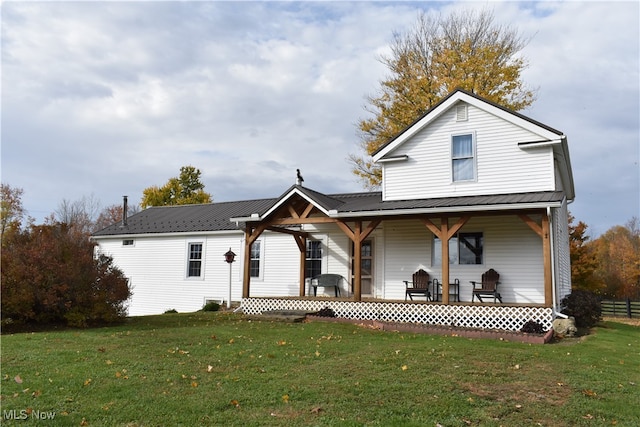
left=421, top=216, right=469, bottom=304
left=335, top=219, right=381, bottom=301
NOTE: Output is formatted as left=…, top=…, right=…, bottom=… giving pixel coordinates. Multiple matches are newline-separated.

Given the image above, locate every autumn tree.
left=350, top=8, right=536, bottom=187
left=94, top=202, right=140, bottom=232
left=1, top=221, right=131, bottom=327
left=54, top=194, right=102, bottom=236
left=1, top=183, right=27, bottom=243
left=591, top=218, right=640, bottom=299
left=568, top=213, right=600, bottom=293
left=141, top=166, right=212, bottom=208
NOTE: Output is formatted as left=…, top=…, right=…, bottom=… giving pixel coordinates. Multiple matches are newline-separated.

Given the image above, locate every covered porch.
left=232, top=186, right=564, bottom=311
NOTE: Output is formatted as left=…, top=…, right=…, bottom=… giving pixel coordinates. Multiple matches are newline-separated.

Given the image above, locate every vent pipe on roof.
left=122, top=196, right=128, bottom=227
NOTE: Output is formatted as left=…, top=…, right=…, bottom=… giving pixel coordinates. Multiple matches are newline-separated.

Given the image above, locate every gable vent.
left=456, top=104, right=468, bottom=121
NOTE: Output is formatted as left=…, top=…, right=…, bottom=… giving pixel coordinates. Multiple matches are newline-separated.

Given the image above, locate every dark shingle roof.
left=92, top=189, right=564, bottom=237
left=93, top=198, right=276, bottom=236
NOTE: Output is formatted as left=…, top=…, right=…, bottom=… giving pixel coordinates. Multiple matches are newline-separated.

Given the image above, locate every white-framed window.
left=433, top=232, right=483, bottom=265
left=452, top=133, right=476, bottom=182
left=187, top=242, right=204, bottom=278
left=305, top=240, right=322, bottom=279
left=250, top=240, right=262, bottom=278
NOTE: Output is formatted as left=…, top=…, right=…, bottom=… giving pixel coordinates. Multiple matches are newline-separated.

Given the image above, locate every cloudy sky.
left=2, top=1, right=638, bottom=237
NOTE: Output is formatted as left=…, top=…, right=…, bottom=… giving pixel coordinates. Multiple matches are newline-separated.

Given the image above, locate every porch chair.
left=404, top=269, right=432, bottom=301
left=311, top=274, right=342, bottom=297
left=471, top=268, right=503, bottom=303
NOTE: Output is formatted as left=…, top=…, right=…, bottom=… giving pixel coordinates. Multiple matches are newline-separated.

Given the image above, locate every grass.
left=1, top=312, right=639, bottom=426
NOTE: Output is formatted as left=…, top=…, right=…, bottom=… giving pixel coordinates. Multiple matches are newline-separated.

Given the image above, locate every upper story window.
left=305, top=240, right=322, bottom=279
left=187, top=242, right=203, bottom=277
left=433, top=232, right=483, bottom=265
left=452, top=133, right=475, bottom=182
left=250, top=241, right=261, bottom=278
left=122, top=239, right=134, bottom=246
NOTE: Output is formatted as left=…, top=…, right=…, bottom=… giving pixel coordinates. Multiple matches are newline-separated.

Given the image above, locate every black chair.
left=471, top=269, right=502, bottom=303
left=404, top=269, right=432, bottom=301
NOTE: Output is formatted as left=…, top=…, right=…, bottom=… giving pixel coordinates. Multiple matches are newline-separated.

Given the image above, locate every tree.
left=141, top=166, right=212, bottom=208
left=54, top=194, right=101, bottom=236
left=350, top=8, right=536, bottom=187
left=94, top=202, right=140, bottom=232
left=1, top=221, right=131, bottom=327
left=1, top=183, right=26, bottom=242
left=591, top=218, right=640, bottom=299
left=568, top=213, right=600, bottom=293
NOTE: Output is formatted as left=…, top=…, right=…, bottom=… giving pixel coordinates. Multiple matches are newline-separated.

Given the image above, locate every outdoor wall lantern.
left=224, top=248, right=236, bottom=309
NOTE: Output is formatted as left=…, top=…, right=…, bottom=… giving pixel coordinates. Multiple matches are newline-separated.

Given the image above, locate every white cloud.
left=1, top=1, right=638, bottom=235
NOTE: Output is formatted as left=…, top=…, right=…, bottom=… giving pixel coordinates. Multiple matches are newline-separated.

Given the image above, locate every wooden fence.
left=601, top=299, right=640, bottom=318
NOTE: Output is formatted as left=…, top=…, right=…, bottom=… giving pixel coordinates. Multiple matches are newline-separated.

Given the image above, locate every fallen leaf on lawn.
left=14, top=375, right=23, bottom=384
left=315, top=350, right=320, bottom=357
left=84, top=379, right=92, bottom=386
left=277, top=340, right=287, bottom=346
left=207, top=365, right=213, bottom=372
left=105, top=360, right=113, bottom=365
left=115, top=372, right=121, bottom=378
left=80, top=417, right=88, bottom=426
left=401, top=365, right=408, bottom=371
left=32, top=390, right=42, bottom=398
left=282, top=394, right=289, bottom=403
left=230, top=399, right=240, bottom=407
left=583, top=414, right=594, bottom=419
left=582, top=389, right=597, bottom=397
left=191, top=381, right=198, bottom=387
left=228, top=339, right=235, bottom=344
left=310, top=406, right=323, bottom=414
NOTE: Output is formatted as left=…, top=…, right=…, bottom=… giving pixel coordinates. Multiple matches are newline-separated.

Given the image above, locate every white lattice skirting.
left=241, top=298, right=553, bottom=332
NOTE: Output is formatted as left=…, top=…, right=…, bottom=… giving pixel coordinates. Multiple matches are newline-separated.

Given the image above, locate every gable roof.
left=372, top=88, right=565, bottom=161
left=93, top=188, right=565, bottom=237
left=371, top=88, right=574, bottom=200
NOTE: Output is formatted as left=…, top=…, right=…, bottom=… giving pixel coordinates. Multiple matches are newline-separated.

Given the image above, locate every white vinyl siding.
left=382, top=104, right=556, bottom=201
left=380, top=216, right=545, bottom=304
left=553, top=202, right=572, bottom=304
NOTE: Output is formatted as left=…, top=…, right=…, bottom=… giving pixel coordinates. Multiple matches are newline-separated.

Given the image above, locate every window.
left=122, top=239, right=134, bottom=246
left=250, top=241, right=261, bottom=278
left=452, top=133, right=475, bottom=181
left=187, top=243, right=203, bottom=277
left=433, top=232, right=483, bottom=265
left=305, top=240, right=322, bottom=278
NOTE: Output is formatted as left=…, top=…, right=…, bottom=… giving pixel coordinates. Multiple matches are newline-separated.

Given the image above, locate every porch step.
left=254, top=310, right=314, bottom=323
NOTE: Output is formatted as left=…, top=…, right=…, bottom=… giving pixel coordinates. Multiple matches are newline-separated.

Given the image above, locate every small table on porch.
left=433, top=279, right=460, bottom=302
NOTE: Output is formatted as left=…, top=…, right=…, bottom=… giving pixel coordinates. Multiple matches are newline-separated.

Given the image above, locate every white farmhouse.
left=93, top=89, right=574, bottom=331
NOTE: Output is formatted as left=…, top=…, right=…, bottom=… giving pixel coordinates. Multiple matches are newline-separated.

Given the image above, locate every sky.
left=1, top=1, right=639, bottom=237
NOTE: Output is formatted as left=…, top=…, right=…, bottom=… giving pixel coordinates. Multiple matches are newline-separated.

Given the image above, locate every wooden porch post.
left=242, top=228, right=252, bottom=298
left=441, top=218, right=450, bottom=304
left=297, top=235, right=307, bottom=296
left=519, top=212, right=553, bottom=307
left=353, top=221, right=362, bottom=301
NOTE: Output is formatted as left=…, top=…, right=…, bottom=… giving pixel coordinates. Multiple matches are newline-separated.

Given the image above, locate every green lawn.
left=1, top=312, right=638, bottom=426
